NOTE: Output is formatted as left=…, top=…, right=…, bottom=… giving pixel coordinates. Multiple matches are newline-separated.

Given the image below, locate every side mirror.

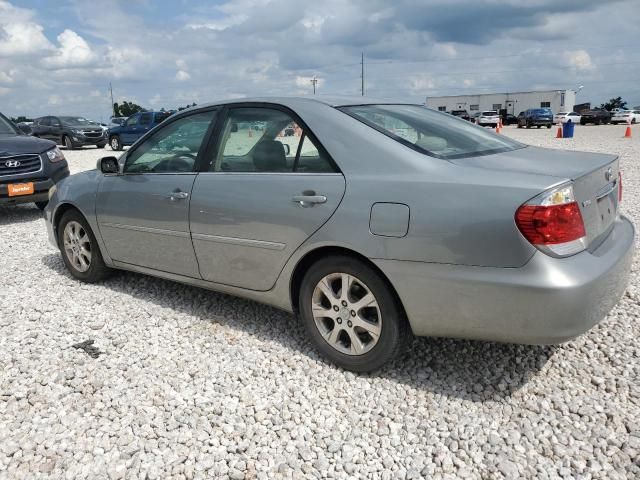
left=98, top=156, right=119, bottom=174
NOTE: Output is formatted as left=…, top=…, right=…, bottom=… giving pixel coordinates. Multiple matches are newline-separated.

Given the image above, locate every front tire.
left=63, top=135, right=75, bottom=150
left=97, top=143, right=106, bottom=149
left=57, top=210, right=111, bottom=283
left=109, top=136, right=122, bottom=151
left=299, top=255, right=410, bottom=372
left=35, top=201, right=48, bottom=211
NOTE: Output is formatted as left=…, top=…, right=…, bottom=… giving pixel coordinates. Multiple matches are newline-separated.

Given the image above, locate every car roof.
left=190, top=95, right=421, bottom=110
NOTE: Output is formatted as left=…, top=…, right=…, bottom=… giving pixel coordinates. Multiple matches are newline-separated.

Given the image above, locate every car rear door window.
left=211, top=107, right=336, bottom=173
left=124, top=110, right=217, bottom=174
left=139, top=113, right=152, bottom=126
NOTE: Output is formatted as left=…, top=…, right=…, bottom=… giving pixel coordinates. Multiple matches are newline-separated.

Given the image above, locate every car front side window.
left=126, top=115, right=139, bottom=127
left=123, top=110, right=217, bottom=174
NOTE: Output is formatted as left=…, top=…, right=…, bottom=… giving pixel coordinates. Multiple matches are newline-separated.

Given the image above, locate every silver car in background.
left=44, top=97, right=635, bottom=372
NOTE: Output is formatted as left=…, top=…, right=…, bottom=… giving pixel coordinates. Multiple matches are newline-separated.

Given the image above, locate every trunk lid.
left=452, top=146, right=620, bottom=249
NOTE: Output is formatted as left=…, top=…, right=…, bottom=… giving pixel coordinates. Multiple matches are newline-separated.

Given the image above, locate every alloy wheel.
left=63, top=221, right=92, bottom=272
left=311, top=273, right=382, bottom=356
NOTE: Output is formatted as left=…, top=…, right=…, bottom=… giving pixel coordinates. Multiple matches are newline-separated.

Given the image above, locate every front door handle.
left=292, top=192, right=327, bottom=207
left=168, top=191, right=189, bottom=201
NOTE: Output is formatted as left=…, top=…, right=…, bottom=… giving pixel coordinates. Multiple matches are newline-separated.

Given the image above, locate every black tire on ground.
left=633, top=119, right=637, bottom=124
left=537, top=125, right=541, bottom=129
left=298, top=255, right=411, bottom=372
left=109, top=136, right=122, bottom=151
left=35, top=201, right=48, bottom=210
left=517, top=123, right=522, bottom=129
left=596, top=120, right=602, bottom=125
left=97, top=143, right=106, bottom=148
left=546, top=124, right=552, bottom=129
left=57, top=209, right=111, bottom=283
left=63, top=135, right=75, bottom=150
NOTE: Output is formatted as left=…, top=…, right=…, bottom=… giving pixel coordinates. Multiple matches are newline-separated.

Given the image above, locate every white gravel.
left=1, top=125, right=639, bottom=479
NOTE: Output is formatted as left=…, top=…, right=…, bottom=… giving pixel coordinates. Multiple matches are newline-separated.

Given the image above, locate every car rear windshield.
left=340, top=104, right=524, bottom=160
left=0, top=113, right=18, bottom=135
left=481, top=111, right=497, bottom=116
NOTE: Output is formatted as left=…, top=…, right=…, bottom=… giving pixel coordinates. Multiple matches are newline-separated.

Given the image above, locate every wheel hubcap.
left=63, top=221, right=92, bottom=272
left=311, top=273, right=382, bottom=356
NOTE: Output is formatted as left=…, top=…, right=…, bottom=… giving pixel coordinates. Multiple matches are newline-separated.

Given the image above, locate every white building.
left=426, top=89, right=576, bottom=115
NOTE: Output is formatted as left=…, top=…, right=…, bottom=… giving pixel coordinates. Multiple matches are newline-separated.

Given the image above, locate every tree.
left=113, top=101, right=146, bottom=117
left=177, top=102, right=197, bottom=111
left=599, top=97, right=627, bottom=111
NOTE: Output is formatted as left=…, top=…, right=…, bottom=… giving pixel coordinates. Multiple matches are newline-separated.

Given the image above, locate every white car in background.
left=553, top=112, right=581, bottom=124
left=475, top=110, right=500, bottom=127
left=611, top=110, right=640, bottom=124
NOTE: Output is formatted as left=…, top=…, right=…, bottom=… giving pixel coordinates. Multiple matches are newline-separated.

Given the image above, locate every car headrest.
left=253, top=140, right=287, bottom=172
left=415, top=135, right=447, bottom=152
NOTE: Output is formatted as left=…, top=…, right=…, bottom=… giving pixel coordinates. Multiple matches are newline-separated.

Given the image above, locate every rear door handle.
left=292, top=193, right=327, bottom=207
left=168, top=191, right=189, bottom=201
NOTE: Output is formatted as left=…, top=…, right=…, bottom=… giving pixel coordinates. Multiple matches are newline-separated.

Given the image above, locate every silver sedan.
left=44, top=97, right=635, bottom=372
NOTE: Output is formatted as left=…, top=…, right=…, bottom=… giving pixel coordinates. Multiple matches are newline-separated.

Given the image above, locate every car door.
left=120, top=113, right=140, bottom=145
left=189, top=105, right=346, bottom=291
left=96, top=108, right=219, bottom=277
left=136, top=112, right=153, bottom=142
left=50, top=117, right=63, bottom=143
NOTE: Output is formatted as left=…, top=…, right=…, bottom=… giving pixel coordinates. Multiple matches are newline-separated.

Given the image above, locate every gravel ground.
left=1, top=125, right=639, bottom=479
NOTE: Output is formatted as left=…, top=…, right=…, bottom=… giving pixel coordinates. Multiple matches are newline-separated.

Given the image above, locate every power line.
left=361, top=52, right=364, bottom=96
left=310, top=75, right=318, bottom=95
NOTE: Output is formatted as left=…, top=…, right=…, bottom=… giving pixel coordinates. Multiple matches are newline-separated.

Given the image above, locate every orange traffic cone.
left=556, top=123, right=563, bottom=138
left=495, top=124, right=500, bottom=134
left=624, top=124, right=632, bottom=138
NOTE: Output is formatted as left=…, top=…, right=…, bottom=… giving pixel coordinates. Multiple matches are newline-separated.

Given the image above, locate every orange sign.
left=7, top=183, right=34, bottom=197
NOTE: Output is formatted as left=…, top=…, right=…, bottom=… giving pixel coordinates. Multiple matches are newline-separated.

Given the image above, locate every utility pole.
left=361, top=52, right=364, bottom=96
left=109, top=82, right=115, bottom=118
left=310, top=76, right=318, bottom=95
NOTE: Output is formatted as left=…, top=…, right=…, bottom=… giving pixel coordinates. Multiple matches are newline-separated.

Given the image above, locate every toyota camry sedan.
left=44, top=97, right=635, bottom=372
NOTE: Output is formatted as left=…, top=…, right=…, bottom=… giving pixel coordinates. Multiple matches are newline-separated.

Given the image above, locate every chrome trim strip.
left=197, top=172, right=342, bottom=176
left=100, top=222, right=190, bottom=238
left=191, top=233, right=286, bottom=251
left=595, top=181, right=617, bottom=201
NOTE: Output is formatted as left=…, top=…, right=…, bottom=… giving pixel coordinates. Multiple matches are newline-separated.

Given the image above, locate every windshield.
left=341, top=104, right=524, bottom=160
left=59, top=116, right=96, bottom=125
left=0, top=113, right=19, bottom=136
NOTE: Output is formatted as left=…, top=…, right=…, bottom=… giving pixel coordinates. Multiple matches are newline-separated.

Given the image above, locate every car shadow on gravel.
left=0, top=204, right=43, bottom=225
left=41, top=253, right=557, bottom=402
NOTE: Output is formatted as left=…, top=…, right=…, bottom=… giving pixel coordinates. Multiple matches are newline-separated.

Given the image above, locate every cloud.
left=0, top=1, right=53, bottom=56
left=564, top=50, right=594, bottom=71
left=44, top=29, right=96, bottom=68
left=176, top=70, right=191, bottom=81
left=0, top=0, right=638, bottom=120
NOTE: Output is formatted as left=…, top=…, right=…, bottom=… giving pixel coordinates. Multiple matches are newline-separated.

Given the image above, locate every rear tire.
left=57, top=210, right=111, bottom=283
left=109, top=136, right=122, bottom=151
left=97, top=143, right=106, bottom=149
left=546, top=124, right=551, bottom=129
left=35, top=201, right=48, bottom=211
left=298, top=255, right=410, bottom=372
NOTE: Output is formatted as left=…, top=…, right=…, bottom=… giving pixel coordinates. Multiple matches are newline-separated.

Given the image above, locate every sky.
left=1, top=0, right=639, bottom=121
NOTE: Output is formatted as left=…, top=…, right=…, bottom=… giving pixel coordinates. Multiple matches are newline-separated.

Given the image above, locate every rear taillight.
left=515, top=183, right=587, bottom=257
left=618, top=171, right=623, bottom=202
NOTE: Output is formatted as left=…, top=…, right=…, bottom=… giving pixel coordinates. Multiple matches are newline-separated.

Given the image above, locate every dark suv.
left=450, top=109, right=471, bottom=121
left=580, top=109, right=612, bottom=125
left=517, top=108, right=553, bottom=129
left=107, top=111, right=172, bottom=150
left=32, top=116, right=106, bottom=149
left=0, top=112, right=69, bottom=210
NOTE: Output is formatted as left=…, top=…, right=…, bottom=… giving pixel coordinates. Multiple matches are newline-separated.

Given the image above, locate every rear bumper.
left=375, top=215, right=635, bottom=344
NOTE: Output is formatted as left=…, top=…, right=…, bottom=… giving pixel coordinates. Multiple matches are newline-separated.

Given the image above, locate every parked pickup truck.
left=580, top=109, right=612, bottom=125
left=107, top=111, right=172, bottom=150
left=0, top=111, right=69, bottom=210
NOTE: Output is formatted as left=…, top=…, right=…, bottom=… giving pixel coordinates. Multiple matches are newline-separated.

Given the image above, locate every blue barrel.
left=562, top=120, right=575, bottom=138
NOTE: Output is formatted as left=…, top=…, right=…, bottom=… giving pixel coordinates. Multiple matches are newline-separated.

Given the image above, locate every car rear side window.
left=211, top=107, right=336, bottom=173
left=341, top=104, right=523, bottom=160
